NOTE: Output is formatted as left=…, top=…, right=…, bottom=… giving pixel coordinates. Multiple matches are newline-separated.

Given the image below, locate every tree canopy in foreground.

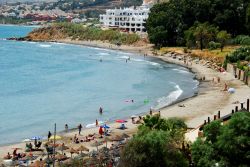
left=191, top=112, right=250, bottom=167
left=119, top=115, right=189, bottom=167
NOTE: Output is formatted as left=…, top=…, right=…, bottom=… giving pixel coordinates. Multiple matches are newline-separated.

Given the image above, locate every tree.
left=146, top=2, right=185, bottom=47
left=185, top=22, right=218, bottom=50
left=119, top=116, right=189, bottom=167
left=142, top=115, right=187, bottom=132
left=216, top=30, right=231, bottom=51
left=146, top=0, right=250, bottom=47
left=119, top=130, right=189, bottom=167
left=216, top=112, right=250, bottom=166
left=203, top=120, right=222, bottom=143
left=191, top=112, right=250, bottom=167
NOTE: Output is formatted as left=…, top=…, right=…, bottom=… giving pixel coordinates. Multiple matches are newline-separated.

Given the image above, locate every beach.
left=0, top=39, right=249, bottom=164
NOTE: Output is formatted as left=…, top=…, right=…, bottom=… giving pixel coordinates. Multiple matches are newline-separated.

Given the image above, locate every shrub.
left=225, top=46, right=250, bottom=63
left=233, top=35, right=250, bottom=45
left=208, top=41, right=221, bottom=50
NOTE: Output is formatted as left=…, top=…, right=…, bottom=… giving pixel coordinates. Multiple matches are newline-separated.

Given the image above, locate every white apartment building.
left=99, top=3, right=151, bottom=33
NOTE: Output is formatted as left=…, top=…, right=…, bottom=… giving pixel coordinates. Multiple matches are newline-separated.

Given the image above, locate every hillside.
left=47, top=0, right=143, bottom=11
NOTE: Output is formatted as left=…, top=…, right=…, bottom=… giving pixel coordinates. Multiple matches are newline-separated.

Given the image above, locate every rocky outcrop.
left=7, top=25, right=67, bottom=42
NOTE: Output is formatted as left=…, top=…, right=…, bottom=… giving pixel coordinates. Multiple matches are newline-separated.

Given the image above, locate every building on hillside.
left=99, top=1, right=153, bottom=33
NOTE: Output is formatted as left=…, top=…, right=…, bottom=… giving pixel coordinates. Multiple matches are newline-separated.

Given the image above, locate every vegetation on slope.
left=146, top=0, right=250, bottom=48
left=26, top=22, right=140, bottom=45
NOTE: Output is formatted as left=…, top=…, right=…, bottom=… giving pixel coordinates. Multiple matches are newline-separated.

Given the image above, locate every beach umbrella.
left=101, top=124, right=110, bottom=129
left=57, top=144, right=69, bottom=154
left=30, top=136, right=44, bottom=140
left=228, top=88, right=235, bottom=94
left=29, top=160, right=45, bottom=167
left=130, top=115, right=137, bottom=118
left=110, top=135, right=123, bottom=142
left=49, top=135, right=61, bottom=140
left=115, top=119, right=126, bottom=123
left=55, top=154, right=68, bottom=161
left=68, top=148, right=79, bottom=158
left=48, top=143, right=59, bottom=147
left=77, top=145, right=89, bottom=154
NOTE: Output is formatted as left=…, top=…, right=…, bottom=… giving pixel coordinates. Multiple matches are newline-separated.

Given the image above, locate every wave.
left=172, top=68, right=189, bottom=74
left=148, top=62, right=161, bottom=66
left=118, top=56, right=129, bottom=59
left=155, top=85, right=183, bottom=109
left=85, top=121, right=104, bottom=128
left=97, top=52, right=110, bottom=56
left=39, top=44, right=51, bottom=48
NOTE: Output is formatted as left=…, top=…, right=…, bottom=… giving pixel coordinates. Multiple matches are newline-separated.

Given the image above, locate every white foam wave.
left=131, top=58, right=144, bottom=62
left=86, top=121, right=104, bottom=128
left=155, top=85, right=183, bottom=109
left=39, top=44, right=51, bottom=48
left=97, top=52, right=110, bottom=56
left=148, top=62, right=161, bottom=66
left=119, top=56, right=129, bottom=59
left=172, top=68, right=189, bottom=74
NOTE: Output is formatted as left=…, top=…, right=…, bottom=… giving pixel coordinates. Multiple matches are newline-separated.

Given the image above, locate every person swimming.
left=99, top=107, right=103, bottom=114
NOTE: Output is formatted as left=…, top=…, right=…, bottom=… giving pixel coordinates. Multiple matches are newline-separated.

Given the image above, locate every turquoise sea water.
left=0, top=25, right=198, bottom=145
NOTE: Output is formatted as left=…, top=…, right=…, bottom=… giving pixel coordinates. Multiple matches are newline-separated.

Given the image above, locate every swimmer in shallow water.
left=99, top=107, right=103, bottom=114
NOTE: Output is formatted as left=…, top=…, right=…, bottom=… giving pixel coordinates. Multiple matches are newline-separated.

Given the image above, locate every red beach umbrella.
left=116, top=119, right=126, bottom=123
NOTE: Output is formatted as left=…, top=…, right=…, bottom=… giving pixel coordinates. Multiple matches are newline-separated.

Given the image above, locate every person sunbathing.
left=3, top=152, right=12, bottom=159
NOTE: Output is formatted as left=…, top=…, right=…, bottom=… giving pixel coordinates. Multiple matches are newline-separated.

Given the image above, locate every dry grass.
left=160, top=46, right=239, bottom=64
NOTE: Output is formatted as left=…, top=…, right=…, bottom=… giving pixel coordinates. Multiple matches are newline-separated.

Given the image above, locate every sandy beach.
left=0, top=39, right=249, bottom=164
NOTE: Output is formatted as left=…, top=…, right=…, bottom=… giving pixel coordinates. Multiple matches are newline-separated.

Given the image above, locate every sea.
left=0, top=25, right=198, bottom=145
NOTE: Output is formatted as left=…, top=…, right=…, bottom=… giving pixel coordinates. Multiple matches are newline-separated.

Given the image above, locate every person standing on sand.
left=48, top=131, right=51, bottom=141
left=65, top=124, right=68, bottom=132
left=96, top=119, right=99, bottom=127
left=78, top=124, right=82, bottom=135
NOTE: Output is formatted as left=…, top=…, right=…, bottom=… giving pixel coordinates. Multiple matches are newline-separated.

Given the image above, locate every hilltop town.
left=0, top=0, right=159, bottom=25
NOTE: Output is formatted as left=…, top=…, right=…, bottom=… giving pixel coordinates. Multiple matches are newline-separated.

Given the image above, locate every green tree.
left=146, top=2, right=185, bottom=47
left=185, top=22, right=218, bottom=50
left=119, top=130, right=189, bottom=167
left=203, top=120, right=222, bottom=143
left=216, top=112, right=250, bottom=166
left=216, top=30, right=231, bottom=51
left=191, top=112, right=250, bottom=167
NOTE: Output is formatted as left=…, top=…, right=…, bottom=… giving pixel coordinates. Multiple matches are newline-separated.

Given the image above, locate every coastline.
left=0, top=39, right=249, bottom=163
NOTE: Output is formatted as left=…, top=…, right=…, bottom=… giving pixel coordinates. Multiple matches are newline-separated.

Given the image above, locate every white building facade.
left=99, top=3, right=151, bottom=33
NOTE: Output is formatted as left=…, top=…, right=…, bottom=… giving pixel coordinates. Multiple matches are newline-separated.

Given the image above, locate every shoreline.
left=1, top=39, right=249, bottom=163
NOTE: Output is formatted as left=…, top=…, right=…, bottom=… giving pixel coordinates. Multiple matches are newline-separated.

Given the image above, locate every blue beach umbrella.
left=30, top=136, right=44, bottom=140
left=101, top=124, right=110, bottom=129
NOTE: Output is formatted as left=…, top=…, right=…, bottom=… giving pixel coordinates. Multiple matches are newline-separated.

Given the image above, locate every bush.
left=225, top=46, right=250, bottom=63
left=208, top=41, right=221, bottom=50
left=233, top=35, right=250, bottom=45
